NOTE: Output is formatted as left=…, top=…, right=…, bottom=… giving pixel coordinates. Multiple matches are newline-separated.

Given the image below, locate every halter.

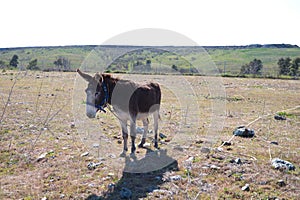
left=95, top=82, right=109, bottom=113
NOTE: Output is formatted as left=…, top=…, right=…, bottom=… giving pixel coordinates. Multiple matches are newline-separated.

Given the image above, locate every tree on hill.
left=27, top=59, right=40, bottom=70
left=146, top=59, right=152, bottom=70
left=277, top=57, right=291, bottom=75
left=289, top=57, right=300, bottom=76
left=240, top=58, right=263, bottom=75
left=0, top=60, right=6, bottom=68
left=172, top=64, right=178, bottom=71
left=9, top=54, right=19, bottom=68
left=54, top=57, right=71, bottom=71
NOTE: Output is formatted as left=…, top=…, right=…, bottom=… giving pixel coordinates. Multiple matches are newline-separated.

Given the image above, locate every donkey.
left=77, top=69, right=161, bottom=154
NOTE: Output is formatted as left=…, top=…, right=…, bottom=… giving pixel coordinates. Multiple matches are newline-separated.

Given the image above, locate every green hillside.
left=207, top=47, right=300, bottom=75
left=0, top=45, right=299, bottom=77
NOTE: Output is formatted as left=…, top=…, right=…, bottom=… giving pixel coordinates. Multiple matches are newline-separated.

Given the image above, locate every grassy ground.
left=1, top=46, right=300, bottom=76
left=0, top=71, right=299, bottom=199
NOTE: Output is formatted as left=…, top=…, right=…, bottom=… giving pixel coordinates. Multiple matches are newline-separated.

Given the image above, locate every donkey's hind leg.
left=153, top=111, right=159, bottom=149
left=138, top=118, right=149, bottom=148
left=130, top=119, right=137, bottom=153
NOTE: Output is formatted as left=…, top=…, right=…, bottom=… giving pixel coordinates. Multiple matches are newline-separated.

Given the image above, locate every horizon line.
left=0, top=43, right=299, bottom=50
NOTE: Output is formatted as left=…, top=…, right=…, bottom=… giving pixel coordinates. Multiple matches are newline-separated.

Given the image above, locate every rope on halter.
left=95, top=81, right=109, bottom=113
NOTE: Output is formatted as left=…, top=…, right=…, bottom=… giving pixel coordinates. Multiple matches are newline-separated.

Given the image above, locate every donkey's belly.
left=113, top=106, right=151, bottom=121
left=136, top=112, right=151, bottom=120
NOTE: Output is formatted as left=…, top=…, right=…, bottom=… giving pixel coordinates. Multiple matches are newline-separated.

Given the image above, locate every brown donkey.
left=77, top=69, right=161, bottom=154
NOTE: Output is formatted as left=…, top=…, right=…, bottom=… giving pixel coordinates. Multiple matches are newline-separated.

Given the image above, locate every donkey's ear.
left=77, top=69, right=93, bottom=82
left=94, top=73, right=103, bottom=83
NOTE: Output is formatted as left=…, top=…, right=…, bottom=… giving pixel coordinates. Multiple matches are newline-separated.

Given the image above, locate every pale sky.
left=1, top=0, right=299, bottom=48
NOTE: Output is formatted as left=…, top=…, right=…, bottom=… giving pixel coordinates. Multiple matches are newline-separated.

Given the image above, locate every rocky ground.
left=0, top=71, right=299, bottom=199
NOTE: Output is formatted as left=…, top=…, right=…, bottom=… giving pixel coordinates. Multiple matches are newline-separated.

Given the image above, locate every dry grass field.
left=0, top=71, right=299, bottom=199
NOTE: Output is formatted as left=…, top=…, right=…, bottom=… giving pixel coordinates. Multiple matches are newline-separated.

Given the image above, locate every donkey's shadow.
left=86, top=149, right=178, bottom=200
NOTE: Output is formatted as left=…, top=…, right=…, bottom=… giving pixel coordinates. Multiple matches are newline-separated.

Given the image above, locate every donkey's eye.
left=95, top=92, right=99, bottom=96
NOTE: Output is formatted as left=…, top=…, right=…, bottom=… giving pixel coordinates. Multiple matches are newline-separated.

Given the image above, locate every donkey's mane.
left=101, top=73, right=119, bottom=83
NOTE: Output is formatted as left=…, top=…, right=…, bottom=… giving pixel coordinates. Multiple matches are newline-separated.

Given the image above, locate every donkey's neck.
left=102, top=74, right=118, bottom=105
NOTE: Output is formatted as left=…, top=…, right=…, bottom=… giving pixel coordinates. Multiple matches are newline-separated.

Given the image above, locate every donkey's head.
left=77, top=69, right=108, bottom=118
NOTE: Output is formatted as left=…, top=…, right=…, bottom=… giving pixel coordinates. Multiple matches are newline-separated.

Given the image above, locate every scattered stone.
left=200, top=147, right=210, bottom=153
left=169, top=175, right=182, bottom=182
left=108, top=183, right=115, bottom=192
left=37, top=152, right=48, bottom=162
left=93, top=143, right=100, bottom=148
left=159, top=133, right=167, bottom=139
left=108, top=172, right=114, bottom=177
left=185, top=156, right=195, bottom=163
left=274, top=115, right=286, bottom=120
left=29, top=124, right=36, bottom=129
left=210, top=164, right=220, bottom=170
left=233, top=126, right=255, bottom=138
left=235, top=158, right=242, bottom=164
left=216, top=147, right=223, bottom=152
left=88, top=183, right=95, bottom=187
left=277, top=179, right=286, bottom=187
left=201, top=166, right=209, bottom=169
left=120, top=187, right=132, bottom=199
left=268, top=197, right=279, bottom=200
left=184, top=157, right=193, bottom=170
left=136, top=127, right=144, bottom=134
left=59, top=194, right=65, bottom=199
left=41, top=197, right=47, bottom=200
left=117, top=140, right=122, bottom=144
left=241, top=184, right=250, bottom=191
left=271, top=158, right=295, bottom=171
left=270, top=141, right=279, bottom=145
left=108, top=154, right=116, bottom=159
left=113, top=135, right=121, bottom=139
left=80, top=152, right=89, bottom=157
left=151, top=189, right=173, bottom=196
left=195, top=140, right=204, bottom=144
left=259, top=181, right=268, bottom=185
left=143, top=142, right=151, bottom=147
left=70, top=122, right=75, bottom=128
left=87, top=162, right=102, bottom=170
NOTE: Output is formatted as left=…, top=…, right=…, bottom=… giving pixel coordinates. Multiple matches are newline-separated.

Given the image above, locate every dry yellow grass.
left=0, top=71, right=299, bottom=199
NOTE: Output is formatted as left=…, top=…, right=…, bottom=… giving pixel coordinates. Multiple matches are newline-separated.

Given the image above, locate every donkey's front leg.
left=130, top=120, right=137, bottom=153
left=138, top=118, right=149, bottom=148
left=119, top=120, right=128, bottom=153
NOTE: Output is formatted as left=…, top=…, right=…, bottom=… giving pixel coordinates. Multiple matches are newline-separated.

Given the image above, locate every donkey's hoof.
left=130, top=152, right=137, bottom=160
left=138, top=143, right=145, bottom=148
left=131, top=146, right=136, bottom=153
left=120, top=152, right=126, bottom=157
left=154, top=143, right=159, bottom=149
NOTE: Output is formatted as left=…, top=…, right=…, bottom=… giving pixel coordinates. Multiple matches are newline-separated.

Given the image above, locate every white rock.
left=37, top=152, right=47, bottom=162
left=80, top=152, right=89, bottom=157
left=242, top=184, right=250, bottom=191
